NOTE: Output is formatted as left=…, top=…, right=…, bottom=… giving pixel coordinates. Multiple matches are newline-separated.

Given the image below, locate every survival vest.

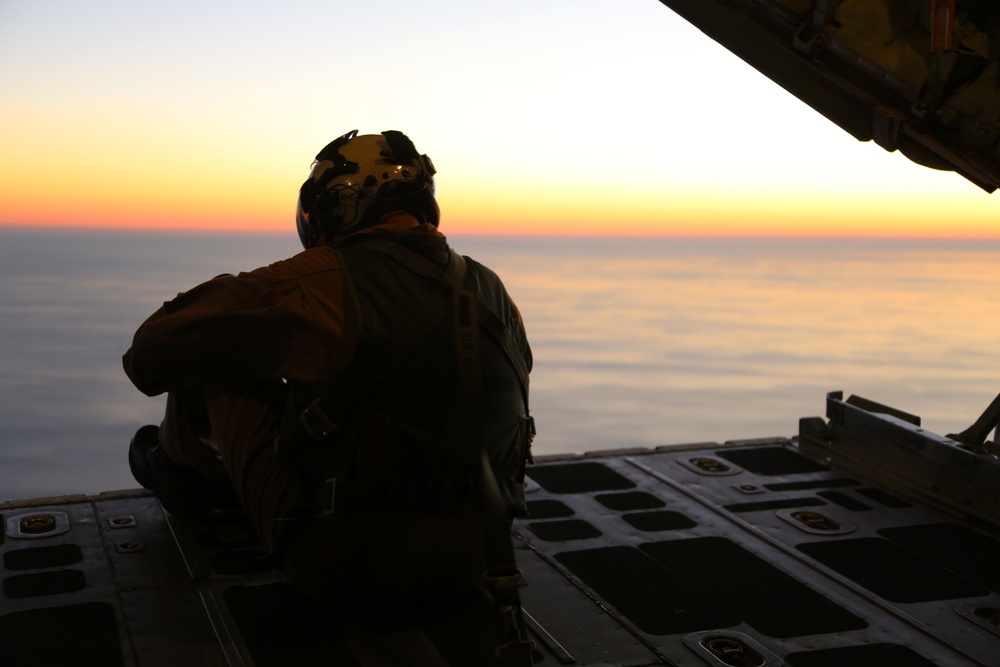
left=275, top=232, right=533, bottom=518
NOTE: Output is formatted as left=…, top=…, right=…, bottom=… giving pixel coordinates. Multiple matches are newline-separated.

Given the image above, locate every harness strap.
left=447, top=255, right=535, bottom=665
left=370, top=244, right=535, bottom=663
left=280, top=246, right=456, bottom=515
left=383, top=242, right=530, bottom=396
left=277, top=239, right=535, bottom=663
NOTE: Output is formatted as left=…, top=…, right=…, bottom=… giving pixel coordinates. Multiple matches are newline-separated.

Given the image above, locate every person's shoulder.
left=462, top=254, right=502, bottom=284
left=463, top=254, right=518, bottom=311
left=250, top=246, right=343, bottom=280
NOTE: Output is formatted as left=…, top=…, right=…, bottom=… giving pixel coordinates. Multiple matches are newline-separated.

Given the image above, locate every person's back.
left=124, top=130, right=533, bottom=607
left=298, top=230, right=528, bottom=511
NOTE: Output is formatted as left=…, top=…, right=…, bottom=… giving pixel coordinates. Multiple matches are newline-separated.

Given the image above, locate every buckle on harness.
left=484, top=567, right=523, bottom=592
left=322, top=477, right=337, bottom=515
left=484, top=568, right=536, bottom=661
left=300, top=399, right=338, bottom=440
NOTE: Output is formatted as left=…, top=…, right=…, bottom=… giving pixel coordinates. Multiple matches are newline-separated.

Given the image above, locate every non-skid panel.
left=3, top=568, right=86, bottom=598
left=724, top=497, right=826, bottom=513
left=556, top=545, right=740, bottom=635
left=556, top=538, right=866, bottom=638
left=797, top=537, right=988, bottom=603
left=716, top=447, right=828, bottom=476
left=878, top=523, right=1000, bottom=594
left=764, top=479, right=859, bottom=491
left=785, top=642, right=939, bottom=667
left=527, top=462, right=635, bottom=494
left=816, top=490, right=872, bottom=512
left=856, top=488, right=911, bottom=508
left=0, top=602, right=124, bottom=667
left=622, top=511, right=696, bottom=532
left=524, top=499, right=574, bottom=519
left=641, top=537, right=867, bottom=638
left=4, top=543, right=83, bottom=570
left=595, top=491, right=665, bottom=511
left=528, top=519, right=602, bottom=542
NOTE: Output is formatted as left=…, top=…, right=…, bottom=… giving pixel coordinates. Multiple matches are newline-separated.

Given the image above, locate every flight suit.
left=123, top=215, right=532, bottom=604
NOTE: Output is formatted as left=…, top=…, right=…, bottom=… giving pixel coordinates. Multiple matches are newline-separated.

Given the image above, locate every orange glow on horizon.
left=3, top=1, right=998, bottom=244
left=3, top=164, right=998, bottom=238
left=4, top=104, right=998, bottom=238
left=5, top=213, right=1000, bottom=239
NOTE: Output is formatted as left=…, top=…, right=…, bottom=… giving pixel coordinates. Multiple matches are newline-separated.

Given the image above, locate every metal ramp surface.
left=3, top=393, right=1000, bottom=665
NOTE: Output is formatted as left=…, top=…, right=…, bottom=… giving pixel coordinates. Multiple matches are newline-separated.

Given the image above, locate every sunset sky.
left=1, top=0, right=997, bottom=237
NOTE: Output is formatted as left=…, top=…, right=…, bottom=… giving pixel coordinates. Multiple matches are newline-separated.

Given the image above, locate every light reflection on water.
left=460, top=236, right=1000, bottom=455
left=1, top=230, right=999, bottom=500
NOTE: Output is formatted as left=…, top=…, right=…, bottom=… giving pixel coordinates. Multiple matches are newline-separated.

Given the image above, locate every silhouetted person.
left=123, top=130, right=533, bottom=606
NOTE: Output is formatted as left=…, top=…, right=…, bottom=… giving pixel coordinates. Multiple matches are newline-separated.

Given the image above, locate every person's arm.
left=123, top=250, right=355, bottom=396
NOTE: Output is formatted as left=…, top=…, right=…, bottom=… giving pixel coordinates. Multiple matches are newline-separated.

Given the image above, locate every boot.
left=128, top=424, right=240, bottom=518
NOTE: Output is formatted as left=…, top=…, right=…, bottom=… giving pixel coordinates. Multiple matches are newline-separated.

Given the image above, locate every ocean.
left=2, top=228, right=1000, bottom=502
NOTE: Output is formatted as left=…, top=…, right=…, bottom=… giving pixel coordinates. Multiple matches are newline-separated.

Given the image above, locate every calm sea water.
left=2, top=228, right=1000, bottom=501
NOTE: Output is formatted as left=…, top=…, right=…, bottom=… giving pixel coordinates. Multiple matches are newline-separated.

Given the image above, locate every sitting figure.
left=123, top=129, right=534, bottom=608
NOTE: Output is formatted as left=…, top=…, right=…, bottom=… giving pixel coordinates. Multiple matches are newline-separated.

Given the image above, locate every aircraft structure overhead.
left=658, top=0, right=1000, bottom=192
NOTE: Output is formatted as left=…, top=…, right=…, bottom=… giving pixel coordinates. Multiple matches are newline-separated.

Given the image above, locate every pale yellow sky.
left=0, top=0, right=996, bottom=236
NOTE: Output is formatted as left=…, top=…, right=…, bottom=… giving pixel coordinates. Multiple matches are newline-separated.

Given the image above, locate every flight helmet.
left=296, top=130, right=438, bottom=248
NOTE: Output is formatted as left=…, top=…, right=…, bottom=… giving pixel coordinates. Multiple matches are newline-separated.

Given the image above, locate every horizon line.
left=3, top=222, right=1000, bottom=242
